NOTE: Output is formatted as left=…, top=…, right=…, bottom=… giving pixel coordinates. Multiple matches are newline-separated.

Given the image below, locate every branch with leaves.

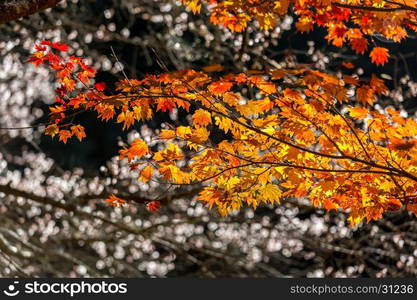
left=24, top=39, right=417, bottom=226
left=180, top=0, right=417, bottom=65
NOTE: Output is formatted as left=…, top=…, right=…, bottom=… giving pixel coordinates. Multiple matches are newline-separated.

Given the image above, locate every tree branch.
left=0, top=0, right=62, bottom=24
left=332, top=1, right=417, bottom=13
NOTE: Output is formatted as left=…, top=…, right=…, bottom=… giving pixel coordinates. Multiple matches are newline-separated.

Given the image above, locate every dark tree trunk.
left=0, top=0, right=62, bottom=24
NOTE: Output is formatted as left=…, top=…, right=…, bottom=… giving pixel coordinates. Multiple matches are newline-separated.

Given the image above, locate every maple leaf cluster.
left=113, top=68, right=417, bottom=226
left=29, top=40, right=417, bottom=226
left=180, top=0, right=417, bottom=66
left=28, top=40, right=103, bottom=143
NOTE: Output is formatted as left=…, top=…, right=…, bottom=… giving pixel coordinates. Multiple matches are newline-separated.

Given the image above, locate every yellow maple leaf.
left=139, top=166, right=153, bottom=183
left=258, top=184, right=282, bottom=204
left=45, top=124, right=59, bottom=137
left=119, top=139, right=150, bottom=162
left=159, top=129, right=176, bottom=140
left=117, top=110, right=135, bottom=130
left=192, top=109, right=212, bottom=127
left=348, top=107, right=369, bottom=119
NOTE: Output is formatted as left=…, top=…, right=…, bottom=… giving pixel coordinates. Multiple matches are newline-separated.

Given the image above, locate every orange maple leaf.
left=208, top=81, right=233, bottom=95
left=139, top=165, right=153, bottom=183
left=202, top=64, right=224, bottom=72
left=70, top=125, right=86, bottom=141
left=348, top=107, right=369, bottom=119
left=119, top=139, right=150, bottom=162
left=369, top=47, right=390, bottom=66
left=58, top=130, right=72, bottom=144
left=156, top=98, right=176, bottom=112
left=356, top=85, right=375, bottom=105
left=370, top=74, right=389, bottom=96
left=192, top=109, right=212, bottom=127
left=159, top=129, right=176, bottom=140
left=106, top=195, right=126, bottom=207
left=388, top=137, right=416, bottom=151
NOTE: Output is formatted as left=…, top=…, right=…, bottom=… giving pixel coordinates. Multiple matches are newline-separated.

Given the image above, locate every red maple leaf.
left=147, top=201, right=161, bottom=212
left=94, top=82, right=107, bottom=91
left=51, top=42, right=69, bottom=52
left=156, top=98, right=176, bottom=112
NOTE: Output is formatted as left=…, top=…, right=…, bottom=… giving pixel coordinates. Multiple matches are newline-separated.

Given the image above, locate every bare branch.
left=0, top=0, right=62, bottom=24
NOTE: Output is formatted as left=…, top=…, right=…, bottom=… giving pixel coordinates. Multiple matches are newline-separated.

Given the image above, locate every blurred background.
left=1, top=0, right=417, bottom=277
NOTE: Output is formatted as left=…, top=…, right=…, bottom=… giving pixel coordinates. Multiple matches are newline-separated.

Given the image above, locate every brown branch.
left=332, top=2, right=408, bottom=12
left=77, top=188, right=201, bottom=205
left=0, top=184, right=151, bottom=235
left=0, top=0, right=63, bottom=24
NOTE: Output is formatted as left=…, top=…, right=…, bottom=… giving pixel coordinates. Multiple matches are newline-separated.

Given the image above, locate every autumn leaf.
left=97, top=106, right=115, bottom=121
left=58, top=130, right=73, bottom=144
left=70, top=125, right=86, bottom=141
left=202, top=64, right=224, bottom=72
left=385, top=198, right=402, bottom=211
left=323, top=198, right=339, bottom=211
left=156, top=98, right=176, bottom=112
left=192, top=109, right=212, bottom=127
left=258, top=82, right=277, bottom=94
left=370, top=47, right=390, bottom=66
left=45, top=124, right=59, bottom=137
left=28, top=51, right=45, bottom=66
left=119, top=139, right=150, bottom=162
left=356, top=85, right=375, bottom=105
left=388, top=137, right=416, bottom=151
left=61, top=77, right=76, bottom=91
left=343, top=75, right=359, bottom=86
left=139, top=166, right=153, bottom=183
left=176, top=126, right=192, bottom=139
left=271, top=69, right=287, bottom=80
left=117, top=110, right=135, bottom=130
left=159, top=129, right=176, bottom=140
left=258, top=184, right=282, bottom=204
left=106, top=195, right=126, bottom=207
left=348, top=107, right=369, bottom=119
left=146, top=200, right=161, bottom=212
left=31, top=38, right=417, bottom=225
left=153, top=143, right=184, bottom=162
left=51, top=42, right=69, bottom=52
left=94, top=82, right=107, bottom=91
left=101, top=96, right=128, bottom=107
left=208, top=81, right=233, bottom=95
left=349, top=37, right=368, bottom=55
left=370, top=74, right=388, bottom=96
